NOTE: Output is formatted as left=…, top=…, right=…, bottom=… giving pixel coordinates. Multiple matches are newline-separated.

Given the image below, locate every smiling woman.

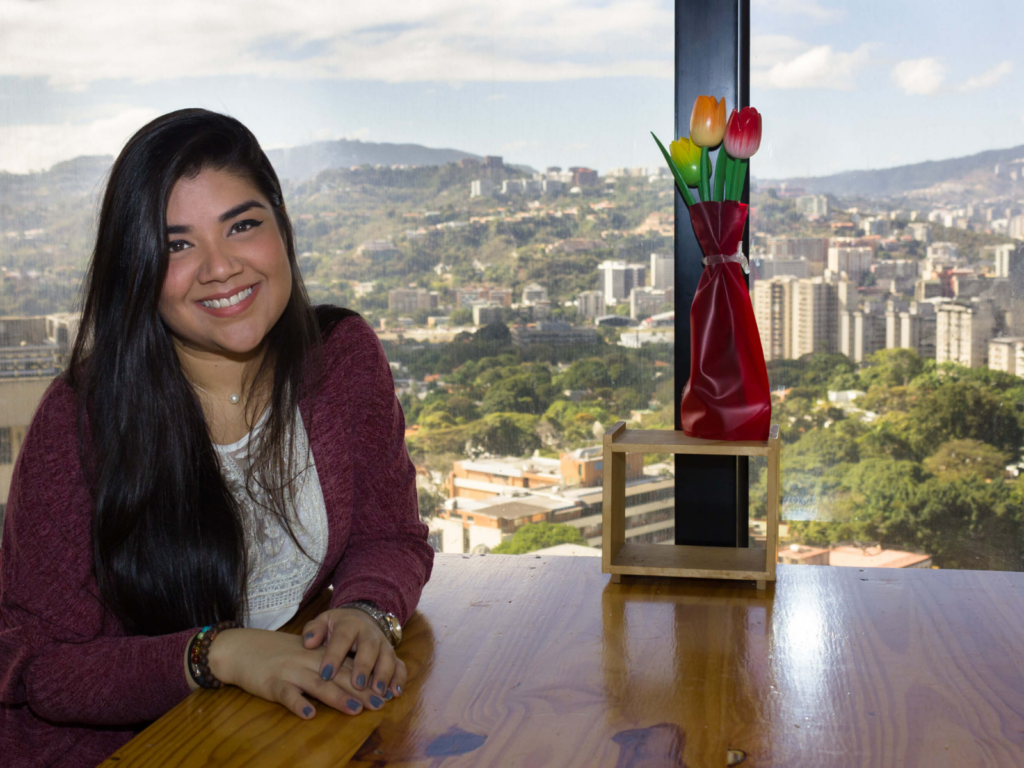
left=0, top=109, right=434, bottom=768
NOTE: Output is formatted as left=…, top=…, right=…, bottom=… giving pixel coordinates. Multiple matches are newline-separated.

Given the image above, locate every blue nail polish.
left=396, top=685, right=403, bottom=694
left=321, top=664, right=334, bottom=681
left=377, top=681, right=386, bottom=693
left=370, top=695, right=383, bottom=708
left=384, top=691, right=393, bottom=700
left=356, top=673, right=366, bottom=688
left=347, top=699, right=361, bottom=711
left=304, top=632, right=314, bottom=640
left=302, top=706, right=313, bottom=717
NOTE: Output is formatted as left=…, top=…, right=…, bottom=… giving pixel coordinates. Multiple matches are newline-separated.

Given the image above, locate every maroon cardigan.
left=0, top=314, right=434, bottom=767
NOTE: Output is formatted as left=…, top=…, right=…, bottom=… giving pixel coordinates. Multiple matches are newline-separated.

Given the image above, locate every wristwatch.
left=341, top=600, right=403, bottom=647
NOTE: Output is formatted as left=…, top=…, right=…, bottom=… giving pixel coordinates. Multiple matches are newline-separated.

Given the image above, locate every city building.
left=908, top=222, right=932, bottom=243
left=936, top=299, right=996, bottom=368
left=387, top=287, right=438, bottom=315
left=439, top=449, right=671, bottom=552
left=841, top=301, right=886, bottom=363
left=752, top=276, right=796, bottom=361
left=1010, top=215, right=1024, bottom=240
left=925, top=242, right=960, bottom=274
left=629, top=287, right=670, bottom=320
left=871, top=260, right=919, bottom=293
left=470, top=179, right=496, bottom=197
left=755, top=256, right=809, bottom=280
left=472, top=304, right=504, bottom=326
left=768, top=237, right=828, bottom=265
left=650, top=253, right=674, bottom=291
left=827, top=244, right=873, bottom=284
left=510, top=321, right=600, bottom=347
left=521, top=283, right=548, bottom=305
left=791, top=278, right=839, bottom=357
left=989, top=337, right=1024, bottom=376
left=897, top=300, right=941, bottom=360
left=795, top=194, right=829, bottom=218
left=357, top=240, right=400, bottom=259
left=598, top=261, right=647, bottom=304
left=576, top=290, right=605, bottom=320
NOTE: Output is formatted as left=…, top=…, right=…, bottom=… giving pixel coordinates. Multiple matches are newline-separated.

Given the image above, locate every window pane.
left=0, top=2, right=677, bottom=557
left=751, top=0, right=1024, bottom=571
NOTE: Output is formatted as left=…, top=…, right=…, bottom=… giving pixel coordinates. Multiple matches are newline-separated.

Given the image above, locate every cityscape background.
left=1, top=0, right=1023, bottom=570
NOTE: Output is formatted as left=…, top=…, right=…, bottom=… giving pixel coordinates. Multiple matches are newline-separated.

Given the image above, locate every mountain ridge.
left=758, top=144, right=1024, bottom=198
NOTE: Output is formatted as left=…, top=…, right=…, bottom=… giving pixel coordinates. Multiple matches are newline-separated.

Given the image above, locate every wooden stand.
left=601, top=422, right=780, bottom=590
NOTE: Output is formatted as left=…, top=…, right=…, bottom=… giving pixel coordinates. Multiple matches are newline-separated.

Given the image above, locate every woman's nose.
left=199, top=241, right=242, bottom=282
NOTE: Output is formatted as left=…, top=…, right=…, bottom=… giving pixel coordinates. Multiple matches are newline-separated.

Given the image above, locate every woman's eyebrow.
left=166, top=200, right=267, bottom=235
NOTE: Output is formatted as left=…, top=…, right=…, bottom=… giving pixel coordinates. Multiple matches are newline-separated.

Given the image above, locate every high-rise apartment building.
left=752, top=276, right=796, bottom=361
left=598, top=261, right=647, bottom=304
left=791, top=278, right=839, bottom=357
left=650, top=253, right=674, bottom=291
left=576, top=290, right=605, bottom=320
left=840, top=300, right=886, bottom=363
left=936, top=299, right=996, bottom=368
left=827, top=245, right=873, bottom=284
left=897, top=301, right=940, bottom=360
left=988, top=337, right=1024, bottom=376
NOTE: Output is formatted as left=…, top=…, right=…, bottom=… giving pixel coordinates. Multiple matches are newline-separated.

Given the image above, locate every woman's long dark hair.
left=67, top=108, right=333, bottom=636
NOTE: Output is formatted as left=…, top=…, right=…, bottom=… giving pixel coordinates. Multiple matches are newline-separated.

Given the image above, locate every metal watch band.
left=340, top=600, right=401, bottom=647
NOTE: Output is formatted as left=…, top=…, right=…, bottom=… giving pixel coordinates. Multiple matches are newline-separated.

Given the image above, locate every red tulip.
left=723, top=107, right=762, bottom=159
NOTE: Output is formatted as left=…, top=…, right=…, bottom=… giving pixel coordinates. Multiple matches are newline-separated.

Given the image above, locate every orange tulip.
left=689, top=95, right=727, bottom=148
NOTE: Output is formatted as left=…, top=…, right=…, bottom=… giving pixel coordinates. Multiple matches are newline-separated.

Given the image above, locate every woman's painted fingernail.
left=377, top=681, right=386, bottom=693
left=347, top=699, right=361, bottom=711
left=369, top=695, right=383, bottom=708
left=321, top=664, right=334, bottom=681
left=304, top=632, right=314, bottom=640
left=384, top=691, right=393, bottom=700
left=396, top=685, right=403, bottom=695
left=356, top=673, right=367, bottom=688
left=302, top=706, right=313, bottom=717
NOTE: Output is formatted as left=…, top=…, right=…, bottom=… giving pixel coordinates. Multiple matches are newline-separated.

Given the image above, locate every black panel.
left=674, top=0, right=751, bottom=547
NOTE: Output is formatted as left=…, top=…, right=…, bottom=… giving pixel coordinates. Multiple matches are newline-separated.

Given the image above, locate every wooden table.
left=101, top=555, right=1024, bottom=767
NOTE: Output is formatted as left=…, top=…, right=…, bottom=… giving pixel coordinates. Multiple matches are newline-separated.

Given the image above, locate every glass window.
left=750, top=0, right=1024, bottom=571
left=0, top=2, right=677, bottom=557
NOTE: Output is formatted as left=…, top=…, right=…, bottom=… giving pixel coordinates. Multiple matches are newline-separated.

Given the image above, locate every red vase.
left=680, top=201, right=771, bottom=441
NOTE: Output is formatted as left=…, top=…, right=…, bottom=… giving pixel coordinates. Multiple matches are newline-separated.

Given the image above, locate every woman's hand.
left=301, top=607, right=406, bottom=701
left=204, top=628, right=390, bottom=719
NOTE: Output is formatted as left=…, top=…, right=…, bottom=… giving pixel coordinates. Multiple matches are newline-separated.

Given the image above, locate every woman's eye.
left=168, top=240, right=190, bottom=253
left=231, top=219, right=263, bottom=234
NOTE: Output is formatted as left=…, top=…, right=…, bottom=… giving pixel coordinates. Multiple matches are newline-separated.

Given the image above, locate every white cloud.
left=0, top=0, right=674, bottom=85
left=752, top=43, right=874, bottom=90
left=751, top=0, right=844, bottom=22
left=958, top=61, right=1013, bottom=91
left=0, top=106, right=158, bottom=173
left=891, top=57, right=946, bottom=95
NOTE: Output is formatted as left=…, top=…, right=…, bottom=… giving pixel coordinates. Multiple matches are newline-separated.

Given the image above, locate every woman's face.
left=159, top=167, right=293, bottom=358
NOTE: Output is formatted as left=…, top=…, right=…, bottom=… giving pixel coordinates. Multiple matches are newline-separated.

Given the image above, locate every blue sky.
left=0, top=0, right=1021, bottom=179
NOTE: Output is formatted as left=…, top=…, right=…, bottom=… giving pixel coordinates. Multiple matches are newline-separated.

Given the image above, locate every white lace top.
left=214, top=409, right=328, bottom=631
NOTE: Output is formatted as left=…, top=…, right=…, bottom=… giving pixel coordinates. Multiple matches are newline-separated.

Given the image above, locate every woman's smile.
left=196, top=282, right=260, bottom=316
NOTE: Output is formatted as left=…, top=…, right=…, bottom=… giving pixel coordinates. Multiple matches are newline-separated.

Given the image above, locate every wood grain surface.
left=102, top=556, right=1024, bottom=767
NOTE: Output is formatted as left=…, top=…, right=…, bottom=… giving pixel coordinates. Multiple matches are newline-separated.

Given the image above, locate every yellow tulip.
left=669, top=137, right=704, bottom=187
left=689, top=95, right=727, bottom=148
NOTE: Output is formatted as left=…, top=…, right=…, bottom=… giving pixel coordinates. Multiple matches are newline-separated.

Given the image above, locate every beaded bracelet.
left=188, top=620, right=240, bottom=689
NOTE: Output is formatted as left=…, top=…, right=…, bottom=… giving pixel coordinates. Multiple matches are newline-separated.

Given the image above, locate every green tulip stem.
left=698, top=146, right=711, bottom=203
left=722, top=153, right=734, bottom=201
left=713, top=147, right=728, bottom=203
left=729, top=158, right=748, bottom=202
left=650, top=132, right=696, bottom=207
